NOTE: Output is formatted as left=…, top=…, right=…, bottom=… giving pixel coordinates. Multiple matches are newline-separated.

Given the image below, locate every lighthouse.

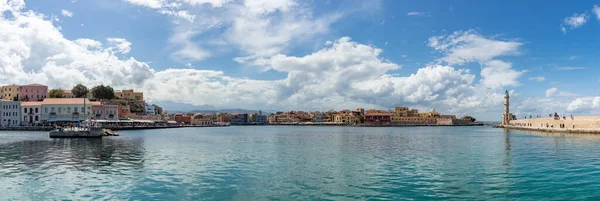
left=502, top=90, right=510, bottom=125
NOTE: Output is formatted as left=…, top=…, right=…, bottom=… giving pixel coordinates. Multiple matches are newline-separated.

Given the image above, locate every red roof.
left=41, top=98, right=91, bottom=105
left=23, top=83, right=47, bottom=87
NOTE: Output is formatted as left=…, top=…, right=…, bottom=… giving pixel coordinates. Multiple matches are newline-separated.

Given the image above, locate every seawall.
left=499, top=116, right=600, bottom=134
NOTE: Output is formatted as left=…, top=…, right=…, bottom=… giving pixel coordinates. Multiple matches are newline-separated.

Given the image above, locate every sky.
left=1, top=0, right=600, bottom=120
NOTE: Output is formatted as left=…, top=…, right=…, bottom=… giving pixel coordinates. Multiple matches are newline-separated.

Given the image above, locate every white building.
left=0, top=100, right=21, bottom=127
left=40, top=98, right=92, bottom=123
left=145, top=102, right=155, bottom=115
left=21, top=102, right=42, bottom=125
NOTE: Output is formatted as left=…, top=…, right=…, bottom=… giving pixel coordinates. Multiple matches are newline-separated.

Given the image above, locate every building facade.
left=364, top=110, right=391, bottom=124
left=145, top=102, right=155, bottom=115
left=19, top=84, right=48, bottom=101
left=334, top=113, right=357, bottom=124
left=21, top=102, right=42, bottom=125
left=0, top=101, right=21, bottom=127
left=40, top=98, right=92, bottom=123
left=1, top=84, right=20, bottom=101
left=62, top=90, right=75, bottom=98
left=115, top=89, right=144, bottom=101
left=174, top=113, right=191, bottom=124
left=91, top=102, right=119, bottom=120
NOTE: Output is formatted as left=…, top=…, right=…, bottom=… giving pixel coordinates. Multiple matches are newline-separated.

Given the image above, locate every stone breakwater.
left=497, top=116, right=600, bottom=134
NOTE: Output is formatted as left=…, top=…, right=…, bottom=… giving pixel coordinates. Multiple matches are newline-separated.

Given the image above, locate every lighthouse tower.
left=502, top=90, right=510, bottom=125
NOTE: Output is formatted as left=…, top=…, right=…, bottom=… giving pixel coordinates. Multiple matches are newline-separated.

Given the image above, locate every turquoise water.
left=1, top=126, right=600, bottom=200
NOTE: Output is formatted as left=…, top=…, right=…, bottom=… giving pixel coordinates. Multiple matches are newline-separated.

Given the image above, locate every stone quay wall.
left=507, top=116, right=600, bottom=132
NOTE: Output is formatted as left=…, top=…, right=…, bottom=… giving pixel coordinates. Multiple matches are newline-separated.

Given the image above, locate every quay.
left=497, top=90, right=600, bottom=134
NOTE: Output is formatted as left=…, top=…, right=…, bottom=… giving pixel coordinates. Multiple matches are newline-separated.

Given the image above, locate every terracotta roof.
left=62, top=90, right=72, bottom=94
left=41, top=98, right=91, bottom=105
left=24, top=83, right=46, bottom=87
left=21, top=102, right=42, bottom=106
left=91, top=101, right=102, bottom=106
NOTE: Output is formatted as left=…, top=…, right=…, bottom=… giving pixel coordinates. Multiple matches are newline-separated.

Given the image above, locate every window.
left=35, top=108, right=38, bottom=113
left=67, top=107, right=71, bottom=113
left=58, top=107, right=62, bottom=113
left=24, top=108, right=27, bottom=113
left=35, top=116, right=38, bottom=121
left=45, top=108, right=48, bottom=113
left=74, top=107, right=78, bottom=112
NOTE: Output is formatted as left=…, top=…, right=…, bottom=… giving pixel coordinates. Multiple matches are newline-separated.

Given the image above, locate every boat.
left=48, top=95, right=105, bottom=138
left=49, top=127, right=103, bottom=138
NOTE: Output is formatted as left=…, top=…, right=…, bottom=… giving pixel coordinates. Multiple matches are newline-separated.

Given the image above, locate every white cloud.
left=428, top=30, right=522, bottom=65
left=568, top=55, right=579, bottom=60
left=563, top=12, right=588, bottom=29
left=545, top=87, right=558, bottom=97
left=594, top=5, right=600, bottom=20
left=567, top=97, right=600, bottom=112
left=479, top=60, right=526, bottom=89
left=61, top=9, right=73, bottom=17
left=561, top=26, right=566, bottom=34
left=406, top=12, right=425, bottom=16
left=557, top=66, right=585, bottom=71
left=528, top=76, right=545, bottom=82
left=545, top=87, right=576, bottom=98
left=107, top=38, right=132, bottom=54
left=124, top=0, right=344, bottom=62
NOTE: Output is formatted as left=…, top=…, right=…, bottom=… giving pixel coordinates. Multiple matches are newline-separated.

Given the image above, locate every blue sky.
left=2, top=0, right=600, bottom=120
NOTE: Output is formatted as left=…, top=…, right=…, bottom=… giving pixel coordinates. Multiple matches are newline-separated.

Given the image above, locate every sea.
left=1, top=126, right=600, bottom=200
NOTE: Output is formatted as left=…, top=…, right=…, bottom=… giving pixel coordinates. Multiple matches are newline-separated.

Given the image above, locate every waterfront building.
left=91, top=102, right=119, bottom=120
left=364, top=110, right=391, bottom=124
left=231, top=113, right=249, bottom=125
left=174, top=113, right=191, bottom=124
left=21, top=102, right=42, bottom=125
left=19, top=83, right=48, bottom=101
left=219, top=115, right=229, bottom=123
left=255, top=114, right=267, bottom=124
left=312, top=113, right=327, bottom=122
left=118, top=105, right=132, bottom=119
left=0, top=100, right=21, bottom=127
left=114, top=89, right=144, bottom=101
left=334, top=113, right=357, bottom=124
left=40, top=98, right=92, bottom=123
left=192, top=114, right=213, bottom=126
left=1, top=84, right=20, bottom=101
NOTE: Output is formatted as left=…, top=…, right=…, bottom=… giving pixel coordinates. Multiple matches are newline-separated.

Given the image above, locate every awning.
left=47, top=117, right=82, bottom=122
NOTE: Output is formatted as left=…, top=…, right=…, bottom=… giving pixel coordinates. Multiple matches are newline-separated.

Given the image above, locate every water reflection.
left=3, top=127, right=600, bottom=200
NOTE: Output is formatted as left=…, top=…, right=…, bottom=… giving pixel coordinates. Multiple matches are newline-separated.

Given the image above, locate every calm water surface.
left=2, top=126, right=600, bottom=200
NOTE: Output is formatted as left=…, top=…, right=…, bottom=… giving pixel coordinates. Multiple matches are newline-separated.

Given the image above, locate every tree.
left=461, top=116, right=476, bottom=122
left=12, top=95, right=18, bottom=101
left=49, top=88, right=64, bottom=98
left=91, top=85, right=115, bottom=100
left=72, top=84, right=89, bottom=98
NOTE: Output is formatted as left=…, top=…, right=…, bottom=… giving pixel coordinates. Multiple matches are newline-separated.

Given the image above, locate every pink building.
left=19, top=83, right=48, bottom=102
left=91, top=102, right=119, bottom=120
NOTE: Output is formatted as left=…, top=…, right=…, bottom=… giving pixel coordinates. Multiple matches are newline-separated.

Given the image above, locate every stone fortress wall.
left=508, top=116, right=600, bottom=133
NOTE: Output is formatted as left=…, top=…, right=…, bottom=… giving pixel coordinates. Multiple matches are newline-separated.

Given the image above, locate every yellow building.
left=115, top=89, right=144, bottom=101
left=418, top=109, right=440, bottom=118
left=333, top=113, right=357, bottom=124
left=1, top=84, right=20, bottom=101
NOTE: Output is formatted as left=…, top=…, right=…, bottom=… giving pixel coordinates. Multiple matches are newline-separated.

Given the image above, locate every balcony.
left=49, top=112, right=56, bottom=116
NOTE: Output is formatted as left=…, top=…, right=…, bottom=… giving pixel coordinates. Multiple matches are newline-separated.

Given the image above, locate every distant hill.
left=150, top=100, right=275, bottom=114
